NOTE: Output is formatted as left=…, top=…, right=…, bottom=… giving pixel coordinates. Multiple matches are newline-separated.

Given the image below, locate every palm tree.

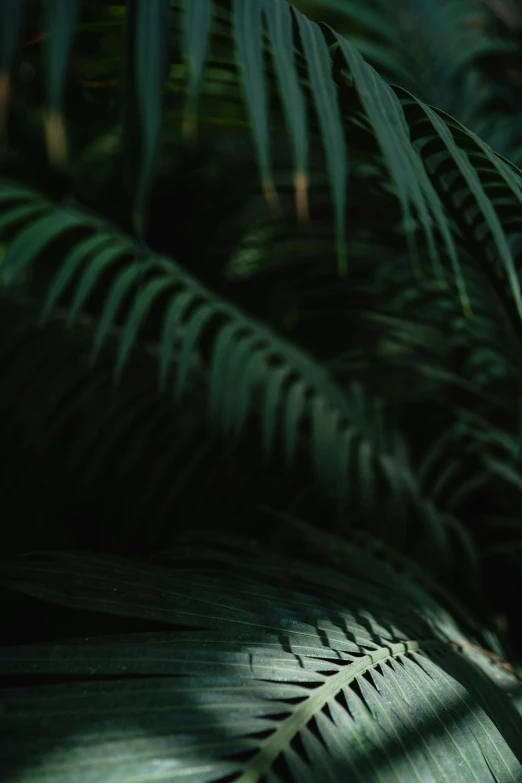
left=1, top=0, right=522, bottom=779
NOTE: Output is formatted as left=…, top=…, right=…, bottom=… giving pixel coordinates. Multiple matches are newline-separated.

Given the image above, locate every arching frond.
left=5, top=0, right=522, bottom=315
left=0, top=180, right=474, bottom=574
left=2, top=1, right=522, bottom=779
left=0, top=531, right=520, bottom=782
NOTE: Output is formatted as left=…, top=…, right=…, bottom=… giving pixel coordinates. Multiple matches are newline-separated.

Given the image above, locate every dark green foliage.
left=1, top=0, right=522, bottom=780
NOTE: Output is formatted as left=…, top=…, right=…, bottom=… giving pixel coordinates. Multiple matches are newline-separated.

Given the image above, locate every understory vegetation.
left=2, top=0, right=522, bottom=780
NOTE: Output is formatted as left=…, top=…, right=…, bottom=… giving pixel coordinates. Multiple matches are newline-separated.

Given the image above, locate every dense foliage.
left=2, top=0, right=522, bottom=780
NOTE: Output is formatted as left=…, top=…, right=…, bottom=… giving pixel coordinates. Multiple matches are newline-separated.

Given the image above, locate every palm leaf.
left=0, top=0, right=25, bottom=141
left=13, top=0, right=522, bottom=316
left=263, top=0, right=309, bottom=221
left=44, top=0, right=81, bottom=166
left=181, top=0, right=213, bottom=140
left=0, top=533, right=520, bottom=782
left=234, top=0, right=279, bottom=215
left=128, top=0, right=171, bottom=233
left=296, top=13, right=348, bottom=273
left=0, top=180, right=472, bottom=572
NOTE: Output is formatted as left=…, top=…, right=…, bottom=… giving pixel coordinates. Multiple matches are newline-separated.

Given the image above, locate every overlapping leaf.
left=0, top=181, right=473, bottom=572
left=11, top=0, right=522, bottom=315
left=0, top=534, right=520, bottom=782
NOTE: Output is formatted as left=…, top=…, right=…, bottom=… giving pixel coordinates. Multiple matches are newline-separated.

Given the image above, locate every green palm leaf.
left=44, top=0, right=80, bottom=166
left=12, top=0, right=522, bottom=314
left=129, top=0, right=171, bottom=233
left=181, top=0, right=213, bottom=140
left=0, top=0, right=24, bottom=141
left=0, top=0, right=24, bottom=74
left=263, top=0, right=309, bottom=221
left=234, top=0, right=279, bottom=214
left=2, top=8, right=522, bottom=780
left=296, top=14, right=348, bottom=273
left=0, top=181, right=470, bottom=571
left=0, top=533, right=520, bottom=782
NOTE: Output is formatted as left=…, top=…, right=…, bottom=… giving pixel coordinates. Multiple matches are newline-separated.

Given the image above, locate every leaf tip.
left=294, top=171, right=309, bottom=223
left=44, top=110, right=68, bottom=168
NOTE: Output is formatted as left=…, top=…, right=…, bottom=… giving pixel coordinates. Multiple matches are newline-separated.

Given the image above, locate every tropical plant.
left=2, top=0, right=522, bottom=780
left=2, top=527, right=522, bottom=782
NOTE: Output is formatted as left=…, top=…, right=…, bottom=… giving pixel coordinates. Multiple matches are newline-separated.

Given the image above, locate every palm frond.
left=0, top=0, right=24, bottom=141
left=0, top=532, right=520, bottom=782
left=2, top=0, right=522, bottom=578
left=0, top=180, right=474, bottom=573
left=7, top=0, right=522, bottom=314
left=43, top=0, right=80, bottom=166
left=128, top=0, right=170, bottom=232
left=181, top=0, right=213, bottom=140
left=3, top=2, right=522, bottom=778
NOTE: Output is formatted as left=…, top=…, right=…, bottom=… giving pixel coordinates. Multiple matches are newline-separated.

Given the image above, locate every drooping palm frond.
left=0, top=527, right=520, bottom=783
left=295, top=0, right=522, bottom=149
left=4, top=1, right=522, bottom=779
left=0, top=180, right=483, bottom=576
left=3, top=0, right=522, bottom=590
left=6, top=1, right=522, bottom=308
